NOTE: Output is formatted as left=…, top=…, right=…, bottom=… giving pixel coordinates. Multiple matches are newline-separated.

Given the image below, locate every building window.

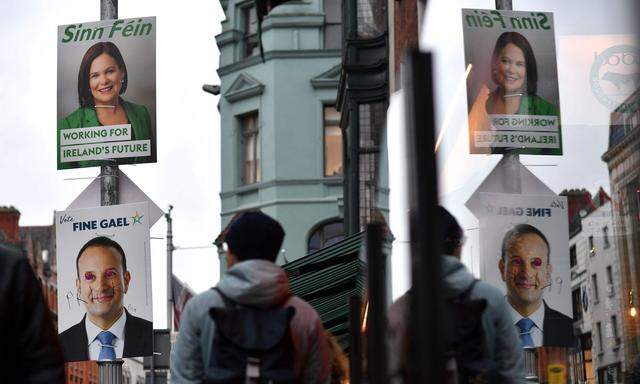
left=570, top=244, right=577, bottom=268
left=324, top=0, right=342, bottom=49
left=596, top=322, right=604, bottom=352
left=358, top=102, right=384, bottom=228
left=588, top=235, right=596, bottom=256
left=356, top=0, right=386, bottom=38
left=603, top=226, right=610, bottom=248
left=611, top=315, right=620, bottom=345
left=308, top=220, right=345, bottom=253
left=324, top=105, right=343, bottom=177
left=606, top=265, right=615, bottom=297
left=572, top=288, right=583, bottom=322
left=592, top=274, right=600, bottom=303
left=241, top=5, right=259, bottom=58
left=240, top=113, right=260, bottom=184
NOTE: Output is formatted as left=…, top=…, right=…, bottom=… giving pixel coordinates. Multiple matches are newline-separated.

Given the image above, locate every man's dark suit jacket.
left=542, top=302, right=575, bottom=347
left=59, top=309, right=153, bottom=362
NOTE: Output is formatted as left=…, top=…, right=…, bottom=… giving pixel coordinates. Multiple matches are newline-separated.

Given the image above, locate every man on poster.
left=59, top=236, right=152, bottom=361
left=498, top=224, right=574, bottom=348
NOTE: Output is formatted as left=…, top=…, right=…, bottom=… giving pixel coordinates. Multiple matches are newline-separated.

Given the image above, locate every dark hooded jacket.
left=387, top=255, right=524, bottom=383
left=170, top=259, right=330, bottom=384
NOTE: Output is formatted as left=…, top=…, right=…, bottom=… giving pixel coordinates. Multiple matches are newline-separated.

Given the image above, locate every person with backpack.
left=170, top=211, right=331, bottom=384
left=387, top=206, right=524, bottom=383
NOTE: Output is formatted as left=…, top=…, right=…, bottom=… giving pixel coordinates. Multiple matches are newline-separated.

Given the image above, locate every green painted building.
left=215, top=0, right=345, bottom=271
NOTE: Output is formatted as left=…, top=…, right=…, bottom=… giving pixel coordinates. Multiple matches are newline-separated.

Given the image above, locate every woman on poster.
left=467, top=31, right=560, bottom=154
left=484, top=31, right=559, bottom=116
left=58, top=41, right=152, bottom=168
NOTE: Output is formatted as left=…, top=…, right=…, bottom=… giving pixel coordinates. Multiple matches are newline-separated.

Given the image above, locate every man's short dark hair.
left=437, top=206, right=464, bottom=255
left=224, top=211, right=285, bottom=262
left=500, top=224, right=550, bottom=263
left=76, top=236, right=127, bottom=277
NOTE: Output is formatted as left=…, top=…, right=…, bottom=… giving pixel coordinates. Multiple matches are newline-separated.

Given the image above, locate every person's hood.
left=216, top=259, right=290, bottom=307
left=441, top=255, right=476, bottom=298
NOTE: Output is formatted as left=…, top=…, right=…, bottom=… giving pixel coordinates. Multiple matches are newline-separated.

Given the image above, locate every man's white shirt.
left=85, top=310, right=126, bottom=360
left=508, top=302, right=544, bottom=347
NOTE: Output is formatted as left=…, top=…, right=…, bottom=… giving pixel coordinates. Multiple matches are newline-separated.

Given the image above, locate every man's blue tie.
left=97, top=331, right=116, bottom=360
left=516, top=318, right=535, bottom=348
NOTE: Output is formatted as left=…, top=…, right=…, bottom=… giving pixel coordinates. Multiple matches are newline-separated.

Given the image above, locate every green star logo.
left=131, top=211, right=144, bottom=225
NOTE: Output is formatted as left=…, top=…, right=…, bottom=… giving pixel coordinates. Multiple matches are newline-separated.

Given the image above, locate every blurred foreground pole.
left=98, top=0, right=124, bottom=383
left=349, top=296, right=362, bottom=384
left=366, top=223, right=387, bottom=384
left=405, top=51, right=444, bottom=383
left=166, top=205, right=174, bottom=329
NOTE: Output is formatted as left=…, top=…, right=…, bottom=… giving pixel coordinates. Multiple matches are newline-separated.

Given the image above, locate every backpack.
left=204, top=287, right=299, bottom=384
left=443, top=279, right=496, bottom=384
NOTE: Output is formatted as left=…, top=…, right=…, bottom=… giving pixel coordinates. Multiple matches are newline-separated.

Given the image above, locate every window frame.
left=324, top=0, right=343, bottom=49
left=323, top=103, right=343, bottom=178
left=596, top=321, right=604, bottom=352
left=238, top=112, right=261, bottom=185
left=570, top=244, right=577, bottom=268
left=240, top=4, right=259, bottom=59
left=307, top=218, right=346, bottom=253
left=592, top=273, right=600, bottom=304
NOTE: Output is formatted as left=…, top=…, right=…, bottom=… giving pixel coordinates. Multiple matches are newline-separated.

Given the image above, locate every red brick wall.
left=393, top=0, right=419, bottom=90
left=0, top=210, right=20, bottom=244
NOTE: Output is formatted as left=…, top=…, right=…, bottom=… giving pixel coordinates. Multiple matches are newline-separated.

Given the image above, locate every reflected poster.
left=461, top=9, right=562, bottom=155
left=467, top=193, right=573, bottom=348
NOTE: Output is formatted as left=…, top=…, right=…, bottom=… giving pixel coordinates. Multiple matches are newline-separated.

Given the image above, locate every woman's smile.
left=89, top=53, right=124, bottom=105
left=496, top=43, right=526, bottom=93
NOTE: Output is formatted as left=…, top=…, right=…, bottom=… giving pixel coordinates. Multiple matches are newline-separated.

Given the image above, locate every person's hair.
left=224, top=211, right=285, bottom=262
left=437, top=206, right=464, bottom=255
left=326, top=332, right=349, bottom=384
left=500, top=224, right=550, bottom=263
left=491, top=31, right=538, bottom=95
left=77, top=42, right=128, bottom=108
left=76, top=236, right=127, bottom=277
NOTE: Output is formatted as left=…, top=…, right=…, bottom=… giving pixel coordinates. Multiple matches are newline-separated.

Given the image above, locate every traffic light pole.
left=97, top=1, right=124, bottom=382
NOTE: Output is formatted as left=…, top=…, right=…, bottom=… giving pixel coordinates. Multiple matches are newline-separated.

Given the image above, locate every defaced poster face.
left=462, top=9, right=562, bottom=155
left=57, top=17, right=156, bottom=170
left=467, top=193, right=573, bottom=348
left=55, top=202, right=153, bottom=362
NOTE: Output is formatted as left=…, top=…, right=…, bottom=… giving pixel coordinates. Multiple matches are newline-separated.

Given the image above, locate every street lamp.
left=202, top=84, right=220, bottom=95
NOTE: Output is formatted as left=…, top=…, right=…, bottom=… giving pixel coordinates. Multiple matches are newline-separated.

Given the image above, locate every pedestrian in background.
left=170, top=211, right=331, bottom=383
left=387, top=206, right=524, bottom=383
left=0, top=244, right=65, bottom=383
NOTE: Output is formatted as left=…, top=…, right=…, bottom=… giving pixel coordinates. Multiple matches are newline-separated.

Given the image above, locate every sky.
left=0, top=0, right=226, bottom=329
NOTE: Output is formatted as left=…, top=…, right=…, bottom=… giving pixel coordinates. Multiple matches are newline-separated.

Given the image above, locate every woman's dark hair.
left=77, top=42, right=128, bottom=108
left=491, top=31, right=538, bottom=95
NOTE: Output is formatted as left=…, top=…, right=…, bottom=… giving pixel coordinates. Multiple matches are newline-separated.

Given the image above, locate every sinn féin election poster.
left=57, top=17, right=156, bottom=169
left=462, top=9, right=562, bottom=155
